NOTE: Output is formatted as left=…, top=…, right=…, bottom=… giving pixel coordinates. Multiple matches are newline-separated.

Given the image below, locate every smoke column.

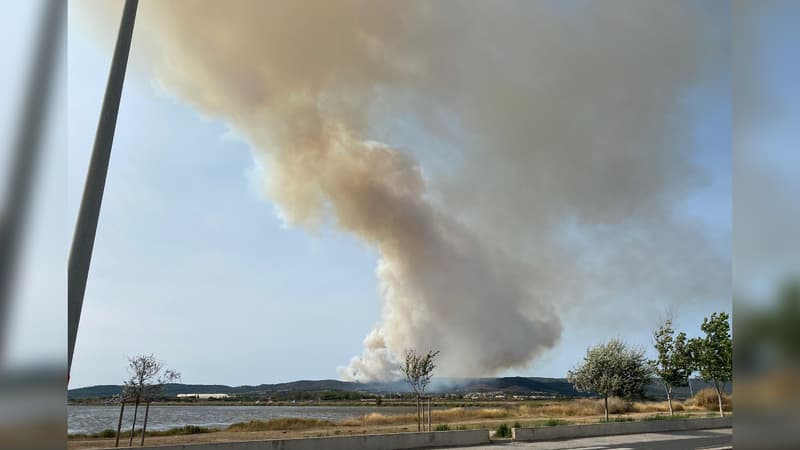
left=94, top=0, right=730, bottom=380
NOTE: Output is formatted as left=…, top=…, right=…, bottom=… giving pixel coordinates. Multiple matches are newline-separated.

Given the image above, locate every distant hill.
left=70, top=376, right=725, bottom=401
left=68, top=377, right=577, bottom=399
left=449, top=376, right=578, bottom=395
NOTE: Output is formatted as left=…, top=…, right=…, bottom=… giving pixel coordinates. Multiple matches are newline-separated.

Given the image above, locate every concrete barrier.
left=512, top=417, right=731, bottom=441
left=133, top=429, right=490, bottom=450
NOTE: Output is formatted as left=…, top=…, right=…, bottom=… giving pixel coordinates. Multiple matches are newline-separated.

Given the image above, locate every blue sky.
left=68, top=24, right=386, bottom=386
left=65, top=1, right=738, bottom=387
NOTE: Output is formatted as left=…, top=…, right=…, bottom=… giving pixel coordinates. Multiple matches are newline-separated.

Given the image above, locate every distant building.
left=176, top=393, right=231, bottom=400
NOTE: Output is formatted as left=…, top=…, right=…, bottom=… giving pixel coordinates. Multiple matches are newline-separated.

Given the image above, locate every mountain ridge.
left=68, top=376, right=577, bottom=399
left=68, top=376, right=718, bottom=400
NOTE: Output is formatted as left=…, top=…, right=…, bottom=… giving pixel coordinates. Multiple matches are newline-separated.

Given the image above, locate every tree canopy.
left=123, top=354, right=181, bottom=401
left=652, top=319, right=693, bottom=415
left=690, top=312, right=732, bottom=417
left=568, top=339, right=653, bottom=421
left=400, top=349, right=439, bottom=397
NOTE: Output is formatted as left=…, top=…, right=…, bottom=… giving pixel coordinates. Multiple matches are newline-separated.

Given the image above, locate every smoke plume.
left=106, top=0, right=729, bottom=380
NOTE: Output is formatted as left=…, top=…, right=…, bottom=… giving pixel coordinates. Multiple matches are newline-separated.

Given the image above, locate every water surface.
left=68, top=404, right=422, bottom=434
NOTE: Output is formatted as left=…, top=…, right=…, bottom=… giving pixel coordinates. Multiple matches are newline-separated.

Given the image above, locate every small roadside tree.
left=567, top=339, right=653, bottom=422
left=119, top=354, right=180, bottom=447
left=400, top=349, right=439, bottom=432
left=652, top=319, right=693, bottom=415
left=690, top=312, right=732, bottom=417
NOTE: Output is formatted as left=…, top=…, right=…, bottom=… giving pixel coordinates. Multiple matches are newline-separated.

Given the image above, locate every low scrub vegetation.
left=227, top=418, right=335, bottom=431
left=341, top=407, right=507, bottom=427
left=644, top=413, right=691, bottom=421
left=69, top=425, right=212, bottom=439
left=685, top=388, right=732, bottom=412
left=542, top=418, right=570, bottom=426
left=599, top=416, right=634, bottom=423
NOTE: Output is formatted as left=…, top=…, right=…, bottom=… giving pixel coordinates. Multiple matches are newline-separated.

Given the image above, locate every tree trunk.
left=688, top=377, right=694, bottom=397
left=115, top=400, right=125, bottom=448
left=714, top=381, right=724, bottom=417
left=140, top=401, right=150, bottom=446
left=129, top=395, right=140, bottom=446
left=420, top=396, right=424, bottom=431
left=665, top=386, right=674, bottom=416
left=416, top=395, right=421, bottom=432
left=604, top=395, right=609, bottom=422
left=419, top=397, right=425, bottom=431
left=427, top=397, right=431, bottom=431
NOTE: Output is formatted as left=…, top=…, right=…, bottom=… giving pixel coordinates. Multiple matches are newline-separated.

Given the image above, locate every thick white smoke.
left=86, top=0, right=729, bottom=381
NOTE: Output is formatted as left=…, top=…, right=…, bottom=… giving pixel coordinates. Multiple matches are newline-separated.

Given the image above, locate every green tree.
left=652, top=319, right=693, bottom=415
left=690, top=312, right=732, bottom=417
left=401, top=349, right=439, bottom=431
left=567, top=339, right=653, bottom=421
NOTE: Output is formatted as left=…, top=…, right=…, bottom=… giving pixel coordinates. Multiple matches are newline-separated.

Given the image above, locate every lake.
left=68, top=404, right=422, bottom=434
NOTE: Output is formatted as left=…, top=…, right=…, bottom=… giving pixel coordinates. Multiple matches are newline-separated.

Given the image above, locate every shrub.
left=544, top=419, right=569, bottom=426
left=147, top=425, right=212, bottom=436
left=434, top=424, right=450, bottom=431
left=495, top=423, right=511, bottom=438
left=98, top=429, right=116, bottom=438
left=513, top=421, right=521, bottom=428
left=180, top=425, right=210, bottom=434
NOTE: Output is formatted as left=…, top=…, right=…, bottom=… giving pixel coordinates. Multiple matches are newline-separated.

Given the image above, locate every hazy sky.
left=66, top=1, right=734, bottom=388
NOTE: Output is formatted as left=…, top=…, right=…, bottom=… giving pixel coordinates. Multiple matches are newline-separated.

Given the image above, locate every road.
left=437, top=428, right=731, bottom=450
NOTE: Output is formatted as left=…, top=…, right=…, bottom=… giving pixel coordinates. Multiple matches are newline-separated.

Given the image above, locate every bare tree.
left=400, top=349, right=439, bottom=432
left=118, top=354, right=180, bottom=447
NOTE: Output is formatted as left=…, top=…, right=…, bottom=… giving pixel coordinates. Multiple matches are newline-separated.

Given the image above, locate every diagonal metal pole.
left=68, top=0, right=138, bottom=378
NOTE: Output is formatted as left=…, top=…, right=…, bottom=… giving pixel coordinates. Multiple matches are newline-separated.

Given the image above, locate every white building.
left=176, top=393, right=231, bottom=400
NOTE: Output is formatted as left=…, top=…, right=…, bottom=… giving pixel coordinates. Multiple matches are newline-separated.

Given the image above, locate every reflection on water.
left=68, top=405, right=421, bottom=434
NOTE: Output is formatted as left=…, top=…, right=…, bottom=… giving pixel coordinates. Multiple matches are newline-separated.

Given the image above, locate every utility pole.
left=68, top=0, right=138, bottom=377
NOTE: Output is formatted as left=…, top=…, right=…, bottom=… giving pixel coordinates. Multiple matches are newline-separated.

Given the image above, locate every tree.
left=567, top=339, right=653, bottom=422
left=690, top=312, right=732, bottom=417
left=119, top=354, right=180, bottom=447
left=401, top=349, right=439, bottom=432
left=652, top=319, right=693, bottom=415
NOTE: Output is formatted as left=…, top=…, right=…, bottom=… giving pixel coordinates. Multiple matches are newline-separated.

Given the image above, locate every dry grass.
left=521, top=397, right=693, bottom=417
left=341, top=412, right=412, bottom=426
left=629, top=400, right=685, bottom=413
left=226, top=418, right=335, bottom=431
left=523, top=398, right=602, bottom=417
left=685, top=388, right=732, bottom=412
left=341, top=407, right=508, bottom=427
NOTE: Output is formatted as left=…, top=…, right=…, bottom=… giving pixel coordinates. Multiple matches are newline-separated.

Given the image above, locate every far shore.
left=69, top=399, right=558, bottom=408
